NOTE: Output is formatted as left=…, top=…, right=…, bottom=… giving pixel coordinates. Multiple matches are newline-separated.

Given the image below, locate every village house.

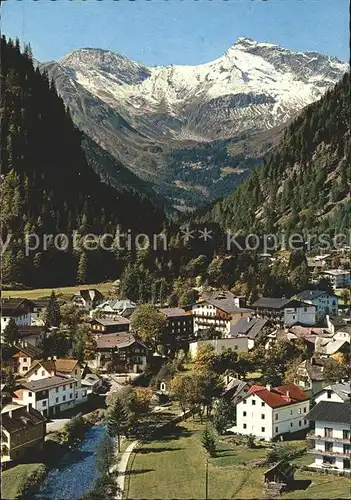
left=228, top=384, right=310, bottom=441
left=293, top=357, right=329, bottom=396
left=252, top=298, right=316, bottom=327
left=12, top=342, right=43, bottom=376
left=1, top=298, right=36, bottom=333
left=326, top=315, right=351, bottom=342
left=188, top=295, right=252, bottom=337
left=90, top=317, right=130, bottom=334
left=158, top=307, right=193, bottom=340
left=91, top=299, right=137, bottom=318
left=314, top=382, right=350, bottom=405
left=81, top=373, right=103, bottom=394
left=321, top=269, right=351, bottom=289
left=13, top=359, right=87, bottom=417
left=228, top=317, right=270, bottom=348
left=92, top=332, right=149, bottom=373
left=306, top=401, right=351, bottom=472
left=314, top=337, right=350, bottom=360
left=72, top=289, right=104, bottom=310
left=16, top=326, right=46, bottom=347
left=295, top=290, right=338, bottom=321
left=1, top=401, right=46, bottom=462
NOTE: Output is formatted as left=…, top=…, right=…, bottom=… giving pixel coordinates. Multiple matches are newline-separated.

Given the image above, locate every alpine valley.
left=42, top=37, right=348, bottom=209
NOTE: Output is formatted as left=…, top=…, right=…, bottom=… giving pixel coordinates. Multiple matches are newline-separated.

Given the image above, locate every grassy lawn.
left=2, top=282, right=113, bottom=300
left=2, top=463, right=46, bottom=500
left=125, top=420, right=351, bottom=500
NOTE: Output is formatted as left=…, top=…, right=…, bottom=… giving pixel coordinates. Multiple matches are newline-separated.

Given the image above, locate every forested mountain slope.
left=0, top=37, right=165, bottom=288
left=201, top=73, right=350, bottom=235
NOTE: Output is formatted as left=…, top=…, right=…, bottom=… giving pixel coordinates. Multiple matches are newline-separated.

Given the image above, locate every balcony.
left=307, top=432, right=351, bottom=444
left=308, top=448, right=351, bottom=458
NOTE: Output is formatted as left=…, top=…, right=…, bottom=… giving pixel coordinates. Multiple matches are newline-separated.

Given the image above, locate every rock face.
left=42, top=38, right=348, bottom=207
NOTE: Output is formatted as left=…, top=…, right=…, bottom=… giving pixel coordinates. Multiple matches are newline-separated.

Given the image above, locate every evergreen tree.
left=76, top=252, right=88, bottom=285
left=201, top=425, right=216, bottom=456
left=106, top=396, right=128, bottom=452
left=45, top=290, right=61, bottom=327
left=3, top=317, right=19, bottom=344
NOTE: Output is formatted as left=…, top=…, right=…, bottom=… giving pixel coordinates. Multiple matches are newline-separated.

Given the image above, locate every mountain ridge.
left=42, top=38, right=348, bottom=208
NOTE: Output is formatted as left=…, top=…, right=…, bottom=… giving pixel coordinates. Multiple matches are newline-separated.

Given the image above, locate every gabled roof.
left=315, top=382, right=350, bottom=402
left=13, top=343, right=42, bottom=359
left=91, top=317, right=130, bottom=326
left=159, top=307, right=188, bottom=318
left=2, top=405, right=46, bottom=432
left=1, top=298, right=34, bottom=316
left=196, top=298, right=251, bottom=315
left=252, top=297, right=312, bottom=310
left=96, top=299, right=136, bottom=311
left=297, top=358, right=328, bottom=381
left=17, top=326, right=46, bottom=338
left=96, top=332, right=147, bottom=350
left=74, top=289, right=103, bottom=302
left=25, top=358, right=79, bottom=377
left=230, top=317, right=268, bottom=339
left=315, top=337, right=350, bottom=355
left=306, top=401, right=350, bottom=424
left=296, top=290, right=336, bottom=301
left=19, top=375, right=73, bottom=392
left=247, top=384, right=309, bottom=408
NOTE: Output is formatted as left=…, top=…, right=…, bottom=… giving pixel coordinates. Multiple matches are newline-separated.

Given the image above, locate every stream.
left=35, top=425, right=106, bottom=500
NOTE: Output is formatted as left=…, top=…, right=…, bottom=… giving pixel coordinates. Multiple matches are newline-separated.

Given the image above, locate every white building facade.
left=228, top=384, right=310, bottom=441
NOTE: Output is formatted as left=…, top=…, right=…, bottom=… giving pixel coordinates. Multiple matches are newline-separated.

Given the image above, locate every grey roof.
left=252, top=297, right=292, bottom=309
left=96, top=332, right=147, bottom=350
left=316, top=382, right=351, bottom=402
left=205, top=298, right=252, bottom=315
left=299, top=358, right=328, bottom=381
left=296, top=290, right=336, bottom=301
left=13, top=343, right=42, bottom=359
left=21, top=376, right=73, bottom=392
left=223, top=378, right=248, bottom=399
left=92, top=317, right=130, bottom=326
left=306, top=401, right=351, bottom=424
left=230, top=317, right=268, bottom=339
left=159, top=307, right=188, bottom=318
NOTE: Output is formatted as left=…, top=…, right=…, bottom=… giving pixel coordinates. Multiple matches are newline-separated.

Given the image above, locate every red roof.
left=248, top=384, right=309, bottom=409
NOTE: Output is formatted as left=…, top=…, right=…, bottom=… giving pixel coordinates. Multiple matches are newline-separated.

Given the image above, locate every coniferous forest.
left=201, top=73, right=350, bottom=234
left=1, top=37, right=165, bottom=287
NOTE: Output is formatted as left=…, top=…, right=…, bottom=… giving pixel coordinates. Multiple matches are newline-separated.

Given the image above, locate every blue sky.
left=2, top=0, right=349, bottom=65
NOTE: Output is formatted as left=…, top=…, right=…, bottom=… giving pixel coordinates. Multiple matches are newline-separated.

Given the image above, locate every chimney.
left=286, top=390, right=290, bottom=398
left=266, top=384, right=272, bottom=391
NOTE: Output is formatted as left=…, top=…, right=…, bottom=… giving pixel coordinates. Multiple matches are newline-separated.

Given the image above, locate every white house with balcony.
left=321, top=269, right=351, bottom=289
left=306, top=401, right=351, bottom=473
left=314, top=382, right=350, bottom=404
left=13, top=358, right=87, bottom=417
left=252, top=298, right=315, bottom=327
left=228, top=384, right=310, bottom=441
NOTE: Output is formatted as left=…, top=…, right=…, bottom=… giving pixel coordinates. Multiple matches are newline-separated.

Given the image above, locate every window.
left=55, top=397, right=59, bottom=403
left=76, top=392, right=78, bottom=399
left=299, top=420, right=302, bottom=427
left=261, top=402, right=265, bottom=407
left=327, top=390, right=332, bottom=399
left=243, top=400, right=247, bottom=404
left=42, top=401, right=47, bottom=407
left=63, top=385, right=66, bottom=391
left=343, top=445, right=351, bottom=454
left=303, top=407, right=307, bottom=413
left=69, top=383, right=73, bottom=389
left=28, top=392, right=32, bottom=396
left=261, top=414, right=265, bottom=420
left=23, top=358, right=27, bottom=362
left=325, top=442, right=333, bottom=452
left=275, top=427, right=278, bottom=433
left=290, top=409, right=293, bottom=415
left=23, top=366, right=28, bottom=371
left=298, top=408, right=302, bottom=414
left=323, top=456, right=335, bottom=465
left=70, top=393, right=73, bottom=399
left=290, top=423, right=293, bottom=427
left=41, top=370, right=45, bottom=376
left=261, top=427, right=265, bottom=432
left=252, top=399, right=256, bottom=406
left=275, top=414, right=278, bottom=421
left=243, top=424, right=247, bottom=429
left=324, top=427, right=333, bottom=438
left=343, top=430, right=351, bottom=440
left=56, top=388, right=59, bottom=393
left=243, top=411, right=247, bottom=417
